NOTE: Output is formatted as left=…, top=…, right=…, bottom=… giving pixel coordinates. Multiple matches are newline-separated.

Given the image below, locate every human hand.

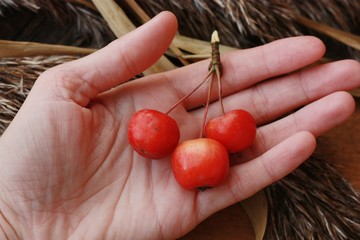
left=0, top=12, right=359, bottom=239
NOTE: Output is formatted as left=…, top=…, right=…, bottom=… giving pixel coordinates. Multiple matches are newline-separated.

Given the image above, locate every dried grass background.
left=265, top=157, right=360, bottom=239
left=0, top=0, right=114, bottom=48
left=135, top=0, right=360, bottom=60
left=1, top=1, right=360, bottom=239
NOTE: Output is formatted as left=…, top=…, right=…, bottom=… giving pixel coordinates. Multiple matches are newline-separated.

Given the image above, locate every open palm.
left=0, top=12, right=359, bottom=240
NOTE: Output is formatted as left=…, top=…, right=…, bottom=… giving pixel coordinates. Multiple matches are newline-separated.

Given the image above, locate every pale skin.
left=0, top=12, right=359, bottom=240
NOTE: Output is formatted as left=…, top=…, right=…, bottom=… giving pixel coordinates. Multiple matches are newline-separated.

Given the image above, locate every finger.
left=191, top=59, right=360, bottom=124
left=240, top=59, right=360, bottom=125
left=196, top=131, right=316, bottom=221
left=246, top=91, right=355, bottom=160
left=165, top=36, right=325, bottom=110
left=35, top=11, right=178, bottom=106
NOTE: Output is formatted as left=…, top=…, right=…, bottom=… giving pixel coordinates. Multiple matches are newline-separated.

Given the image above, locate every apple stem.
left=215, top=65, right=225, bottom=115
left=166, top=30, right=225, bottom=139
left=165, top=71, right=213, bottom=115
left=200, top=74, right=215, bottom=138
left=209, top=31, right=225, bottom=115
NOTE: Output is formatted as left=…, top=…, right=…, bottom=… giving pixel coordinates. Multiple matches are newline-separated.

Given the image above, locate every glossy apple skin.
left=205, top=110, right=256, bottom=153
left=128, top=109, right=180, bottom=159
left=171, top=138, right=229, bottom=190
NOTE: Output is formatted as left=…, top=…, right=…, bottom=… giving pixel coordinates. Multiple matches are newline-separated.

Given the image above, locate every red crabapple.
left=171, top=138, right=229, bottom=190
left=205, top=109, right=256, bottom=153
left=128, top=109, right=180, bottom=159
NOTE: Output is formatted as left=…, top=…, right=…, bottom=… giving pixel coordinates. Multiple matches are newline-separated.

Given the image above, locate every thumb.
left=34, top=11, right=178, bottom=106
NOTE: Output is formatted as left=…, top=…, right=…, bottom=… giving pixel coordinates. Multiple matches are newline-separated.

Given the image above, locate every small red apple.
left=205, top=109, right=256, bottom=153
left=128, top=109, right=180, bottom=159
left=171, top=138, right=229, bottom=190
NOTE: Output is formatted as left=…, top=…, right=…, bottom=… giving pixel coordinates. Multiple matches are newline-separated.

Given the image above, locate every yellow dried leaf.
left=0, top=40, right=95, bottom=57
left=125, top=0, right=189, bottom=66
left=240, top=190, right=268, bottom=240
left=173, top=35, right=237, bottom=55
left=92, top=0, right=175, bottom=74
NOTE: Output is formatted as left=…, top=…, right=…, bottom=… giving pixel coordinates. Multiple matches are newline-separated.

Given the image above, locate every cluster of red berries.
left=128, top=31, right=257, bottom=191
